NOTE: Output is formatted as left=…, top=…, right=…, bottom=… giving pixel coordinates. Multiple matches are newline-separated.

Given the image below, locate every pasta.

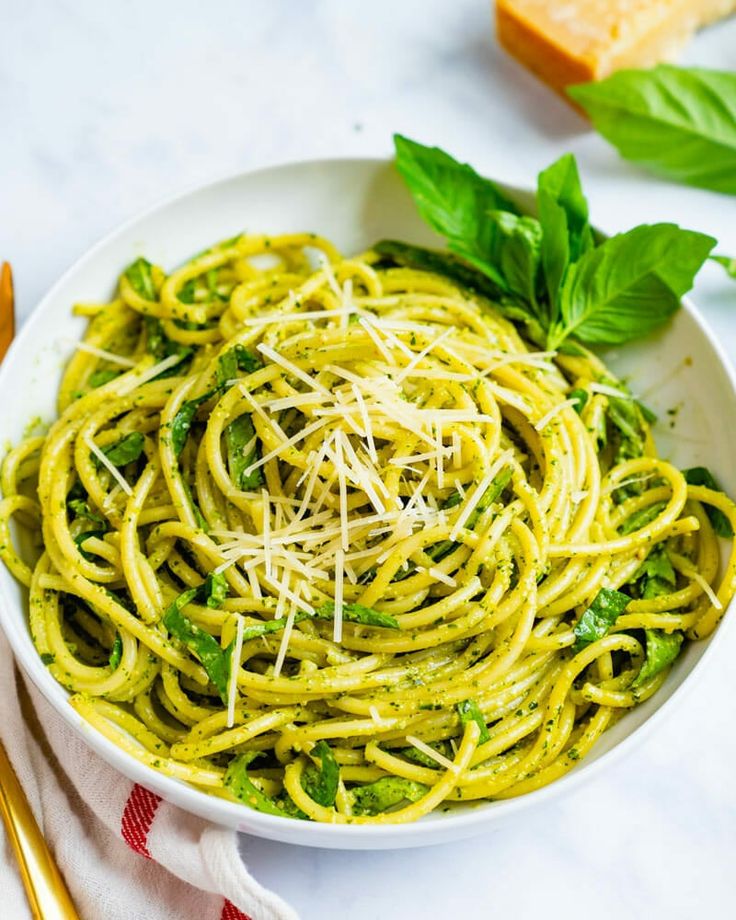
left=2, top=231, right=736, bottom=824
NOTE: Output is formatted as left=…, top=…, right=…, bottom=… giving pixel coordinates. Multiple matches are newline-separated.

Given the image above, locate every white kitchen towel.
left=0, top=629, right=299, bottom=920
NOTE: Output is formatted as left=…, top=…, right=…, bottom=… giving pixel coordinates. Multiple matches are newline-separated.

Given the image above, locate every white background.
left=2, top=2, right=736, bottom=918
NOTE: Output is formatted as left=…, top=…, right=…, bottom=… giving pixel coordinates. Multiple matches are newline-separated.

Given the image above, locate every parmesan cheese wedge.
left=496, top=0, right=736, bottom=95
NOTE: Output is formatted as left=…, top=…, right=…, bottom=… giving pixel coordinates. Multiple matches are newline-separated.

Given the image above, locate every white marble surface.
left=3, top=1, right=736, bottom=918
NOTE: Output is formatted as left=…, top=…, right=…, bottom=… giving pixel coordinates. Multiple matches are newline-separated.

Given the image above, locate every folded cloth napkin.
left=0, top=630, right=299, bottom=920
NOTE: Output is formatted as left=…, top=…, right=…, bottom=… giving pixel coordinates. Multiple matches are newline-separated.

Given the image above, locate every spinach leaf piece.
left=204, top=572, right=229, bottom=608
left=163, top=588, right=230, bottom=702
left=351, top=777, right=429, bottom=816
left=573, top=588, right=630, bottom=652
left=636, top=546, right=676, bottom=599
left=224, top=414, right=263, bottom=489
left=233, top=344, right=261, bottom=374
left=456, top=699, right=490, bottom=744
left=568, top=65, right=736, bottom=195
left=373, top=240, right=502, bottom=298
left=302, top=741, right=339, bottom=808
left=89, top=369, right=121, bottom=388
left=552, top=224, right=715, bottom=348
left=605, top=389, right=648, bottom=464
left=683, top=467, right=734, bottom=537
left=102, top=432, right=145, bottom=467
left=632, top=630, right=684, bottom=687
left=568, top=388, right=589, bottom=414
left=124, top=257, right=157, bottom=300
left=619, top=502, right=667, bottom=536
left=171, top=391, right=214, bottom=457
left=225, top=753, right=292, bottom=817
left=315, top=602, right=400, bottom=629
left=712, top=255, right=736, bottom=280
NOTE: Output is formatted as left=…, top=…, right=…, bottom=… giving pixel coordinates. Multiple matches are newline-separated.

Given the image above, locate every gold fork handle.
left=0, top=722, right=80, bottom=918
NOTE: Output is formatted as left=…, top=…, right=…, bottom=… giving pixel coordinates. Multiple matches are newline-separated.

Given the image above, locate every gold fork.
left=0, top=262, right=80, bottom=919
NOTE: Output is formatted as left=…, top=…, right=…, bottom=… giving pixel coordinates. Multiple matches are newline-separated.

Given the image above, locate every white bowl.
left=1, top=158, right=735, bottom=850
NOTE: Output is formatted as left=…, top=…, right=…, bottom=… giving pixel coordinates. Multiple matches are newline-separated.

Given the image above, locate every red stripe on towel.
left=221, top=899, right=253, bottom=920
left=121, top=784, right=162, bottom=859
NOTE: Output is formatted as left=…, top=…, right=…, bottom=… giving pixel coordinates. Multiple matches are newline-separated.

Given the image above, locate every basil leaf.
left=124, top=257, right=156, bottom=300
left=224, top=414, right=263, bottom=489
left=351, top=777, right=428, bottom=816
left=573, top=588, right=630, bottom=652
left=486, top=210, right=543, bottom=310
left=554, top=224, right=715, bottom=347
left=40, top=652, right=55, bottom=666
left=89, top=369, right=121, bottom=388
left=456, top=699, right=490, bottom=744
left=102, top=432, right=145, bottom=467
left=394, top=134, right=518, bottom=252
left=537, top=153, right=594, bottom=319
left=712, top=255, right=736, bottom=280
left=163, top=589, right=230, bottom=702
left=373, top=239, right=502, bottom=299
left=109, top=634, right=123, bottom=670
left=632, top=630, right=684, bottom=688
left=683, top=467, right=734, bottom=537
left=315, top=602, right=400, bottom=630
left=204, top=572, right=229, bottom=608
left=568, top=65, right=736, bottom=195
left=302, top=741, right=339, bottom=808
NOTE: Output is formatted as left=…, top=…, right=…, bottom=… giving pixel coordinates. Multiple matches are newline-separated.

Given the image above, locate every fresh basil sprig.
left=393, top=135, right=715, bottom=351
left=712, top=255, right=736, bottom=281
left=568, top=65, right=736, bottom=195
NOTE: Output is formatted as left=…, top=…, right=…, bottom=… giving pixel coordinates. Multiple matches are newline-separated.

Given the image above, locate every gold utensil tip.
left=0, top=262, right=15, bottom=362
left=0, top=262, right=80, bottom=918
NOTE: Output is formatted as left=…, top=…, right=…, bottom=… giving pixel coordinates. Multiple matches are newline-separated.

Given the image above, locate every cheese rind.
left=496, top=0, right=736, bottom=95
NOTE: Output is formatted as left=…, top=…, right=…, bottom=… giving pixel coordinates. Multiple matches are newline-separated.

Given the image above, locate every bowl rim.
left=1, top=154, right=735, bottom=847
